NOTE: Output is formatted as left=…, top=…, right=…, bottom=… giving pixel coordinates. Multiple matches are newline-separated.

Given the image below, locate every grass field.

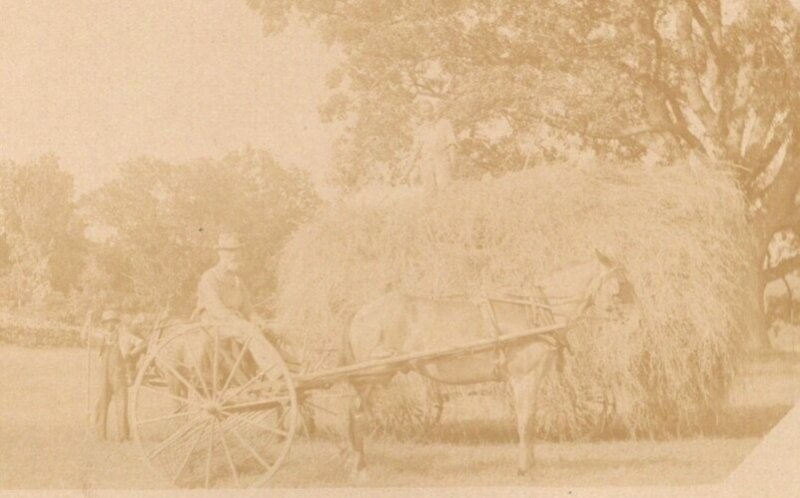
left=1, top=345, right=798, bottom=489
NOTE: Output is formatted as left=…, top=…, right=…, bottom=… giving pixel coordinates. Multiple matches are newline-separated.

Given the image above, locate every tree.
left=0, top=156, right=86, bottom=311
left=81, top=148, right=320, bottom=316
left=248, top=0, right=800, bottom=343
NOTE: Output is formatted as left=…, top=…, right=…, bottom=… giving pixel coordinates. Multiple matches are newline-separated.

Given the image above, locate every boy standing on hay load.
left=404, top=98, right=456, bottom=194
left=194, top=232, right=302, bottom=371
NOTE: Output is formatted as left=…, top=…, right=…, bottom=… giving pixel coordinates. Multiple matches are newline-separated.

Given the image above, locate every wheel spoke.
left=147, top=413, right=206, bottom=460
left=185, top=333, right=212, bottom=401
left=222, top=395, right=291, bottom=412
left=212, top=329, right=219, bottom=399
left=173, top=419, right=210, bottom=485
left=204, top=418, right=216, bottom=488
left=226, top=423, right=275, bottom=472
left=217, top=424, right=241, bottom=487
left=220, top=363, right=279, bottom=404
left=153, top=353, right=206, bottom=402
left=268, top=409, right=291, bottom=446
left=137, top=384, right=204, bottom=409
left=301, top=400, right=337, bottom=416
left=253, top=408, right=290, bottom=448
left=218, top=336, right=253, bottom=396
left=137, top=409, right=204, bottom=426
left=304, top=391, right=350, bottom=400
left=223, top=411, right=290, bottom=439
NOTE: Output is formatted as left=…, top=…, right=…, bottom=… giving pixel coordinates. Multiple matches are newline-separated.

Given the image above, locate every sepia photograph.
left=2, top=0, right=800, bottom=493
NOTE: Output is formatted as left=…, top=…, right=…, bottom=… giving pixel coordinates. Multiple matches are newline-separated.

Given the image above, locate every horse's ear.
left=595, top=248, right=615, bottom=268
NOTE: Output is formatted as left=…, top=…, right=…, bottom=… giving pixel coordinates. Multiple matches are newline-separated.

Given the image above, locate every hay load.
left=276, top=161, right=760, bottom=437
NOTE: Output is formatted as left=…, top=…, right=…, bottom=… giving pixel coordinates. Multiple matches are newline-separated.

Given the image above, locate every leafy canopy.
left=0, top=157, right=85, bottom=310
left=82, top=148, right=320, bottom=316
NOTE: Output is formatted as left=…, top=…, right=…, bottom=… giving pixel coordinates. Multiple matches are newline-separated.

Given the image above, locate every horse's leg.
left=509, top=369, right=542, bottom=476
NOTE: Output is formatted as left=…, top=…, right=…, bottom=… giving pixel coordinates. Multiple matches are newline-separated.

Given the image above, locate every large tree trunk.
left=750, top=141, right=800, bottom=349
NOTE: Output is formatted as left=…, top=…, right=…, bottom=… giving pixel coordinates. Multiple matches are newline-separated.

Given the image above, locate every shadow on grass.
left=313, top=402, right=794, bottom=445
left=420, top=419, right=518, bottom=444
left=708, top=403, right=793, bottom=438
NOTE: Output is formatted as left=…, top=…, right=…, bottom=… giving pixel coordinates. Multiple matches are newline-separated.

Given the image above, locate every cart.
left=130, top=318, right=606, bottom=488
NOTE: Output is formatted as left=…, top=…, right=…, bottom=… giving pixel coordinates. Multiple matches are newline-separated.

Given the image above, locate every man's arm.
left=118, top=330, right=145, bottom=357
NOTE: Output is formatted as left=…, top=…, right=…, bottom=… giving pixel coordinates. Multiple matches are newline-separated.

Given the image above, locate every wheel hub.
left=204, top=401, right=223, bottom=418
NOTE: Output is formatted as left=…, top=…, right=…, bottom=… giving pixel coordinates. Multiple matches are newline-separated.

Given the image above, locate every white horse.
left=338, top=251, right=637, bottom=478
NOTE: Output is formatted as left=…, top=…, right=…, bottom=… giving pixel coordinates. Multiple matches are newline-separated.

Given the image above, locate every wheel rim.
left=131, top=323, right=297, bottom=488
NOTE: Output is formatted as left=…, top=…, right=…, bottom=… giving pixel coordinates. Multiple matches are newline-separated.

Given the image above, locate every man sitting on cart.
left=194, top=231, right=302, bottom=372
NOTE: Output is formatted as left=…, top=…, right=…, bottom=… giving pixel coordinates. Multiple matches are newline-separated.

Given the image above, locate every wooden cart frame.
left=129, top=320, right=585, bottom=488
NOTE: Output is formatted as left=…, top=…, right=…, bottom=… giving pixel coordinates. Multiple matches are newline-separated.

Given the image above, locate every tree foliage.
left=248, top=1, right=800, bottom=309
left=0, top=157, right=85, bottom=310
left=82, top=149, right=320, bottom=316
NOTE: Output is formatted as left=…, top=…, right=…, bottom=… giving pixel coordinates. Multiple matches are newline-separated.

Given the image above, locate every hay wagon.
left=129, top=318, right=604, bottom=489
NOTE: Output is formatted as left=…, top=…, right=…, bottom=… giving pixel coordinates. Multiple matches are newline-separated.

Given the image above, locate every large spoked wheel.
left=131, top=323, right=298, bottom=488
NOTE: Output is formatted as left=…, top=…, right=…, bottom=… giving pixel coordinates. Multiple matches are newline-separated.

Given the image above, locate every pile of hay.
left=276, top=161, right=760, bottom=438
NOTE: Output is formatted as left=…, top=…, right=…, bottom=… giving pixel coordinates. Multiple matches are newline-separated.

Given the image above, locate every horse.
left=338, top=250, right=638, bottom=479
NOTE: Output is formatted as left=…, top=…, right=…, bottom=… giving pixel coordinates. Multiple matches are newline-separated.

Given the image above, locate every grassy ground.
left=0, top=345, right=797, bottom=489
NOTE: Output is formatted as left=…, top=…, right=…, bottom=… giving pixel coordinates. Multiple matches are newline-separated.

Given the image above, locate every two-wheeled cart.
left=130, top=320, right=600, bottom=488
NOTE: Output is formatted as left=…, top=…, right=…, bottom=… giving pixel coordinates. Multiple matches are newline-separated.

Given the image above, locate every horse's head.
left=580, top=250, right=638, bottom=321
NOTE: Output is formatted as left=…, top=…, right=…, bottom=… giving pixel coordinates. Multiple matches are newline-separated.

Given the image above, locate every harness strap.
left=526, top=290, right=574, bottom=355
left=477, top=297, right=508, bottom=377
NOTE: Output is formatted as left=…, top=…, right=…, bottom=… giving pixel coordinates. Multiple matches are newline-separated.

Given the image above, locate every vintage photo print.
left=1, top=1, right=800, bottom=495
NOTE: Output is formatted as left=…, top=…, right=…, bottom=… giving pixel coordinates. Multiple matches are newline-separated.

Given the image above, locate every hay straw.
left=276, top=160, right=759, bottom=438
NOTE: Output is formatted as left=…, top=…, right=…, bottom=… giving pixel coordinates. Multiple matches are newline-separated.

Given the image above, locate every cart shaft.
left=294, top=321, right=570, bottom=390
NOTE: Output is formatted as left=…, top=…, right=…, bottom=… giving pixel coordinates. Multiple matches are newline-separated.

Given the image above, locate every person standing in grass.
left=83, top=309, right=143, bottom=441
left=404, top=99, right=457, bottom=194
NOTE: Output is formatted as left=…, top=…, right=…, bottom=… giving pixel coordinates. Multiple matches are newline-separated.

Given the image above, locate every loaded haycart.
left=130, top=314, right=607, bottom=489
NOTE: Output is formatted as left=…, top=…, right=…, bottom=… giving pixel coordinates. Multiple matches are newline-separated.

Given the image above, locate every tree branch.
left=724, top=45, right=756, bottom=153
left=635, top=0, right=664, bottom=80
left=764, top=254, right=800, bottom=282
left=761, top=137, right=800, bottom=235
left=773, top=204, right=800, bottom=232
left=745, top=134, right=792, bottom=196
left=686, top=0, right=722, bottom=61
left=674, top=1, right=718, bottom=142
left=582, top=124, right=659, bottom=141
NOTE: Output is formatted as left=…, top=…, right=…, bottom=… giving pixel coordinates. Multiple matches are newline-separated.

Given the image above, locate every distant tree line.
left=0, top=149, right=319, bottom=324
